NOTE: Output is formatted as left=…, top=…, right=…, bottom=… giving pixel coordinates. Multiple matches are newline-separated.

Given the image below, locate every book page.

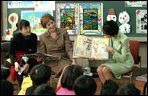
left=91, top=37, right=109, bottom=60
left=74, top=35, right=92, bottom=58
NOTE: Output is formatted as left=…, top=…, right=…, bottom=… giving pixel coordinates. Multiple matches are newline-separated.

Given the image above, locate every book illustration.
left=73, top=35, right=109, bottom=60
left=74, top=35, right=92, bottom=58
left=136, top=74, right=147, bottom=82
left=91, top=38, right=109, bottom=60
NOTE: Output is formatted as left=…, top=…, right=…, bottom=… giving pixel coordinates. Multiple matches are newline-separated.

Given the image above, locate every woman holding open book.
left=39, top=14, right=76, bottom=76
left=96, top=20, right=134, bottom=84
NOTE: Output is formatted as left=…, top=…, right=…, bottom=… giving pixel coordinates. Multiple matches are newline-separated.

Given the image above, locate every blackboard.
left=7, top=1, right=147, bottom=37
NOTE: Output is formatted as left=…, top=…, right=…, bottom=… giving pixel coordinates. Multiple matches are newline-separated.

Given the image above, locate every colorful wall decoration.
left=8, top=1, right=55, bottom=10
left=56, top=3, right=79, bottom=35
left=136, top=10, right=147, bottom=33
left=21, top=11, right=53, bottom=36
left=79, top=3, right=103, bottom=35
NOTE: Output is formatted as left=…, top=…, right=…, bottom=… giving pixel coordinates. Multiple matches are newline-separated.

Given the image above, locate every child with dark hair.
left=1, top=80, right=14, bottom=95
left=100, top=80, right=119, bottom=95
left=32, top=83, right=56, bottom=95
left=56, top=65, right=83, bottom=95
left=1, top=66, right=10, bottom=80
left=18, top=57, right=39, bottom=95
left=25, top=64, right=51, bottom=95
left=73, top=75, right=97, bottom=95
left=116, top=83, right=140, bottom=95
left=8, top=19, right=38, bottom=89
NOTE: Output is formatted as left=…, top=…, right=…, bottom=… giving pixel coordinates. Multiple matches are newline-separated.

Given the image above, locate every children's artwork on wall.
left=4, top=13, right=19, bottom=40
left=8, top=1, right=35, bottom=8
left=34, top=1, right=55, bottom=11
left=136, top=10, right=147, bottom=33
left=79, top=3, right=103, bottom=35
left=56, top=3, right=79, bottom=35
left=21, top=11, right=53, bottom=36
left=107, top=8, right=117, bottom=21
left=8, top=13, right=19, bottom=34
left=8, top=1, right=55, bottom=10
left=125, top=1, right=147, bottom=7
left=118, top=11, right=131, bottom=34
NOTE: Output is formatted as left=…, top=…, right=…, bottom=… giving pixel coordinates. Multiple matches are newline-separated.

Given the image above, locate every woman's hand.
left=35, top=56, right=45, bottom=62
left=14, top=62, right=20, bottom=72
left=71, top=58, right=77, bottom=65
left=23, top=64, right=30, bottom=73
left=89, top=57, right=96, bottom=60
left=105, top=45, right=114, bottom=53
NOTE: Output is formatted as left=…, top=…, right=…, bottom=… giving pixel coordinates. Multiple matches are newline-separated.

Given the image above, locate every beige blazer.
left=39, top=28, right=73, bottom=75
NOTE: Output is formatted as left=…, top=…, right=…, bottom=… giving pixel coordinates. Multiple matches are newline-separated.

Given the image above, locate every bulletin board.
left=5, top=1, right=147, bottom=41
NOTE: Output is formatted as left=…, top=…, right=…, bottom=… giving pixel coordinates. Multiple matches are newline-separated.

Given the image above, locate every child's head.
left=32, top=83, right=56, bottom=95
left=74, top=75, right=97, bottom=95
left=1, top=66, right=10, bottom=80
left=1, top=80, right=13, bottom=95
left=27, top=57, right=38, bottom=74
left=116, top=83, right=140, bottom=95
left=61, top=65, right=83, bottom=90
left=30, top=64, right=51, bottom=86
left=100, top=80, right=119, bottom=95
left=18, top=19, right=31, bottom=36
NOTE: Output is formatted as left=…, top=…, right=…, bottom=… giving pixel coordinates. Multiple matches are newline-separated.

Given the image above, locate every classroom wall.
left=1, top=1, right=147, bottom=68
left=3, top=1, right=147, bottom=37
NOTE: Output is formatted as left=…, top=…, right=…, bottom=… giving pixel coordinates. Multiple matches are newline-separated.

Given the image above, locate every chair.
left=123, top=40, right=141, bottom=83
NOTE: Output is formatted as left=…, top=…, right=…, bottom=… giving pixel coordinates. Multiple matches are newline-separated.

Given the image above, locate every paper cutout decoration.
left=118, top=11, right=130, bottom=33
left=8, top=13, right=19, bottom=33
left=107, top=8, right=117, bottom=21
left=6, top=13, right=19, bottom=40
left=136, top=10, right=147, bottom=33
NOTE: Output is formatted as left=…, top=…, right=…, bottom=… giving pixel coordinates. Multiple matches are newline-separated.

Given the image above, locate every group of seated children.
left=1, top=63, right=141, bottom=95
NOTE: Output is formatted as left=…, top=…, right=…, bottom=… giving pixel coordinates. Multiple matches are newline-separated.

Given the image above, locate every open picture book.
left=23, top=52, right=61, bottom=61
left=73, top=35, right=110, bottom=60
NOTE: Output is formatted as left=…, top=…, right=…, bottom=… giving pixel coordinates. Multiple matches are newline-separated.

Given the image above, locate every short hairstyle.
left=30, top=64, right=51, bottom=86
left=100, top=80, right=119, bottom=95
left=103, top=20, right=119, bottom=36
left=74, top=75, right=97, bottom=95
left=116, top=83, right=140, bottom=95
left=18, top=19, right=30, bottom=30
left=40, top=14, right=55, bottom=28
left=1, top=80, right=13, bottom=95
left=1, top=66, right=10, bottom=80
left=27, top=58, right=38, bottom=73
left=61, top=65, right=83, bottom=90
left=32, top=83, right=56, bottom=95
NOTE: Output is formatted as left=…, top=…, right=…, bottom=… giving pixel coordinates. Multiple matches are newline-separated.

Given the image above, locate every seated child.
left=25, top=64, right=51, bottom=95
left=32, top=83, right=56, bottom=95
left=1, top=80, right=14, bottom=95
left=56, top=65, right=83, bottom=95
left=116, top=83, right=140, bottom=95
left=100, top=80, right=119, bottom=95
left=74, top=75, right=97, bottom=95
